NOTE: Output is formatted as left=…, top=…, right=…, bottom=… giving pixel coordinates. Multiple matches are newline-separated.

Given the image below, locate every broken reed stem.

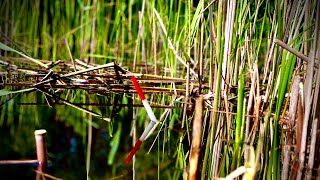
left=65, top=38, right=77, bottom=72
left=274, top=39, right=319, bottom=68
left=188, top=95, right=203, bottom=180
left=61, top=62, right=115, bottom=77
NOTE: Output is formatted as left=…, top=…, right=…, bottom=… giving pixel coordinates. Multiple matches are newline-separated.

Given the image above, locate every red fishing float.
left=125, top=75, right=159, bottom=164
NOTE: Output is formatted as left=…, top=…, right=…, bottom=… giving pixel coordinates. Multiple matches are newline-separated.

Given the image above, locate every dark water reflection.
left=0, top=109, right=132, bottom=180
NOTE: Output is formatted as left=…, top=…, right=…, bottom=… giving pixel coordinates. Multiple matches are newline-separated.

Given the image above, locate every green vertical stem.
left=199, top=0, right=205, bottom=93
left=202, top=0, right=224, bottom=178
left=231, top=68, right=244, bottom=171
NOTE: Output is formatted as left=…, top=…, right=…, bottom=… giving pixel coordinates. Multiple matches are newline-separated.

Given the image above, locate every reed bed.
left=0, top=0, right=319, bottom=179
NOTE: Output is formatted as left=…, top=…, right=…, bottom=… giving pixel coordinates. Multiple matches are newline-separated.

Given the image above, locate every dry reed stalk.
left=222, top=0, right=236, bottom=140
left=17, top=102, right=186, bottom=109
left=141, top=25, right=147, bottom=75
left=61, top=62, right=115, bottom=77
left=1, top=83, right=188, bottom=95
left=211, top=114, right=223, bottom=177
left=246, top=64, right=260, bottom=145
left=182, top=62, right=190, bottom=128
left=262, top=26, right=277, bottom=84
left=281, top=76, right=300, bottom=180
left=297, top=50, right=315, bottom=180
left=65, top=38, right=77, bottom=72
left=132, top=0, right=145, bottom=72
left=282, top=146, right=291, bottom=179
left=152, top=11, right=157, bottom=75
left=290, top=85, right=304, bottom=179
left=298, top=4, right=320, bottom=178
left=306, top=118, right=318, bottom=180
left=221, top=0, right=236, bottom=90
left=188, top=95, right=203, bottom=180
left=245, top=71, right=255, bottom=144
left=310, top=3, right=320, bottom=118
left=307, top=26, right=320, bottom=180
left=251, top=65, right=261, bottom=145
left=200, top=0, right=217, bottom=14
left=261, top=24, right=277, bottom=110
left=289, top=77, right=300, bottom=133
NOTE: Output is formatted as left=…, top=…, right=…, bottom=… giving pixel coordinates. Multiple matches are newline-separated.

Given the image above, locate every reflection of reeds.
left=1, top=0, right=320, bottom=179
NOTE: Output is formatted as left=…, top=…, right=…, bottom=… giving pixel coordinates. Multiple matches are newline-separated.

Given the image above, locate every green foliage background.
left=0, top=0, right=319, bottom=179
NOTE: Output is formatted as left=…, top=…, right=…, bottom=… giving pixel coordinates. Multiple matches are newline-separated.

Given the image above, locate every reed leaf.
left=0, top=88, right=34, bottom=97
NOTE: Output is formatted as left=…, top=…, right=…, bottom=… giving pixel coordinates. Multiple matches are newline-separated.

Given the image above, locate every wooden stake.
left=35, top=129, right=47, bottom=180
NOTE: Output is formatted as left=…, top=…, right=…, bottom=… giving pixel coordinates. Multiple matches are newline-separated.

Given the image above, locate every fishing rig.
left=0, top=46, right=213, bottom=163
